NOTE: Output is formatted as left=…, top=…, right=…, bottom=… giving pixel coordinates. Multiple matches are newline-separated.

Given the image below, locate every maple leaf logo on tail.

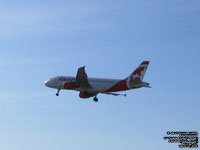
left=126, top=61, right=150, bottom=88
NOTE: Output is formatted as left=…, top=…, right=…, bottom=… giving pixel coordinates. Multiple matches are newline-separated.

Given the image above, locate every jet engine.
left=79, top=92, right=95, bottom=98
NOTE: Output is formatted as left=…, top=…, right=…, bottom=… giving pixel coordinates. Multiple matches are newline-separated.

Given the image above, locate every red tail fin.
left=131, top=61, right=149, bottom=80
left=126, top=61, right=150, bottom=88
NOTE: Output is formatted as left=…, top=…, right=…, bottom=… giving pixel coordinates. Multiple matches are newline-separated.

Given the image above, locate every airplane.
left=44, top=61, right=151, bottom=102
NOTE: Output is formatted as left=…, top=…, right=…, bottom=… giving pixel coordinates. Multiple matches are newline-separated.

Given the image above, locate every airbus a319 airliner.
left=44, top=61, right=151, bottom=102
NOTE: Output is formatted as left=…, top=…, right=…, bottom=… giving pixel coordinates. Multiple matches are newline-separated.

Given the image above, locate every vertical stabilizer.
left=126, top=61, right=150, bottom=88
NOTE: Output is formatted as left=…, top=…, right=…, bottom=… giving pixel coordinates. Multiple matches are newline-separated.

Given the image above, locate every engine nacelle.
left=79, top=92, right=94, bottom=99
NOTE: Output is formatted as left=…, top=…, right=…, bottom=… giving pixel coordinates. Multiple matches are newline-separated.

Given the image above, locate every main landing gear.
left=93, top=95, right=98, bottom=102
left=56, top=89, right=60, bottom=96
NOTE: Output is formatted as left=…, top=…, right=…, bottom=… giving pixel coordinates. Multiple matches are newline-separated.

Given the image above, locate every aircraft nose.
left=44, top=80, right=50, bottom=87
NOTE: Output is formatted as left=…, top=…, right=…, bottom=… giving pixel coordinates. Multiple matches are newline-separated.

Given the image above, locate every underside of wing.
left=75, top=66, right=92, bottom=88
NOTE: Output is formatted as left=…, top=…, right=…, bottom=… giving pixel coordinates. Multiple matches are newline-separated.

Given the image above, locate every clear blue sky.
left=0, top=0, right=199, bottom=150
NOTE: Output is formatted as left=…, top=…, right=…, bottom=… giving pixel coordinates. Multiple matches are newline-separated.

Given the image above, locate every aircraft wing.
left=75, top=66, right=92, bottom=88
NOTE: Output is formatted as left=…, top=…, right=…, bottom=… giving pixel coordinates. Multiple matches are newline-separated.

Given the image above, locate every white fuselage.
left=44, top=76, right=122, bottom=94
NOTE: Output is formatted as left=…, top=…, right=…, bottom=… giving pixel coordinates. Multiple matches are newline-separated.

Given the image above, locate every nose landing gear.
left=56, top=89, right=60, bottom=96
left=93, top=95, right=98, bottom=102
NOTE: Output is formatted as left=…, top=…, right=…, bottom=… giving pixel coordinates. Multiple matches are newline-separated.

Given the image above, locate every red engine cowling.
left=64, top=82, right=75, bottom=89
left=79, top=92, right=94, bottom=99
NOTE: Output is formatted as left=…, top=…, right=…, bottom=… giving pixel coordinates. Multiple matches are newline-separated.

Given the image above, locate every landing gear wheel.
left=56, top=89, right=60, bottom=96
left=93, top=97, right=98, bottom=102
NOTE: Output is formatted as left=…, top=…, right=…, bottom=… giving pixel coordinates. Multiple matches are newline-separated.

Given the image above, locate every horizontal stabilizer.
left=103, top=92, right=127, bottom=97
